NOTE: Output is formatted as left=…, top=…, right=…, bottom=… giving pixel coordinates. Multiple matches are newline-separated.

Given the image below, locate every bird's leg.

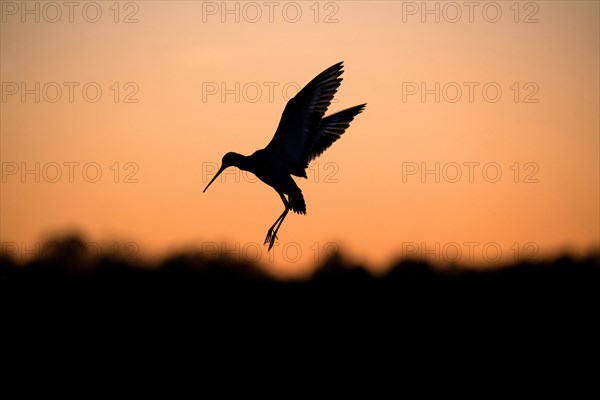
left=268, top=207, right=289, bottom=251
left=264, top=194, right=288, bottom=245
left=264, top=211, right=285, bottom=245
left=264, top=194, right=290, bottom=250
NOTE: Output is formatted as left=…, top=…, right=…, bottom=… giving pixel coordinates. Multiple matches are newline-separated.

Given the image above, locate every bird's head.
left=203, top=152, right=242, bottom=193
left=221, top=152, right=239, bottom=169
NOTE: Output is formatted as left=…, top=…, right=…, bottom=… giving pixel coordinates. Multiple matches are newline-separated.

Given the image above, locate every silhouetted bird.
left=204, top=62, right=366, bottom=250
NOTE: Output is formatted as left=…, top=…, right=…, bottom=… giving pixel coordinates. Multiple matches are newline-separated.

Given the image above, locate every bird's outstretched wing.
left=305, top=103, right=366, bottom=164
left=265, top=62, right=344, bottom=177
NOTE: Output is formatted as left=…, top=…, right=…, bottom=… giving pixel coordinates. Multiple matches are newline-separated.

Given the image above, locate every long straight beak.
left=203, top=165, right=226, bottom=193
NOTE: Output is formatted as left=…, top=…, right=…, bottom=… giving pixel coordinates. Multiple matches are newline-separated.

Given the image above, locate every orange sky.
left=1, top=1, right=598, bottom=277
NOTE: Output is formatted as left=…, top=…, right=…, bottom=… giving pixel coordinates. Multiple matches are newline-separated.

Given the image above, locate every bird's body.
left=226, top=149, right=307, bottom=214
left=204, top=62, right=365, bottom=250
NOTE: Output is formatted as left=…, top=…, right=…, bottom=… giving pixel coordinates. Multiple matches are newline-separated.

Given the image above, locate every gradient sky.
left=1, top=1, right=598, bottom=277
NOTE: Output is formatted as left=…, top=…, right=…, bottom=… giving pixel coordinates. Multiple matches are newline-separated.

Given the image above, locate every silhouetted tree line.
left=1, top=233, right=598, bottom=347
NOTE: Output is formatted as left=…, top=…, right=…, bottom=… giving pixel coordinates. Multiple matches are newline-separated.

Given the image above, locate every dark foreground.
left=2, top=236, right=599, bottom=355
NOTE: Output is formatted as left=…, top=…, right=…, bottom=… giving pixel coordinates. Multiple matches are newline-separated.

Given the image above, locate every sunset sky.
left=1, top=1, right=598, bottom=277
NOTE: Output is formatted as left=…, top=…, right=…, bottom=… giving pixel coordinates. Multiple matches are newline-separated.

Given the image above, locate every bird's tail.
left=289, top=190, right=306, bottom=215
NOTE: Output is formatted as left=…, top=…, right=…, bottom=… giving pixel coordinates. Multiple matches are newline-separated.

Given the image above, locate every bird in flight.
left=204, top=61, right=366, bottom=251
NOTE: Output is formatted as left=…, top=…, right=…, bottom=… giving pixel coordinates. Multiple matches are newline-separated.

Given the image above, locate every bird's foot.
left=264, top=229, right=278, bottom=250
left=264, top=229, right=276, bottom=244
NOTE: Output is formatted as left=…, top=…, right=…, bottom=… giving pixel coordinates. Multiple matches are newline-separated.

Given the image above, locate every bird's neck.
left=231, top=153, right=251, bottom=171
